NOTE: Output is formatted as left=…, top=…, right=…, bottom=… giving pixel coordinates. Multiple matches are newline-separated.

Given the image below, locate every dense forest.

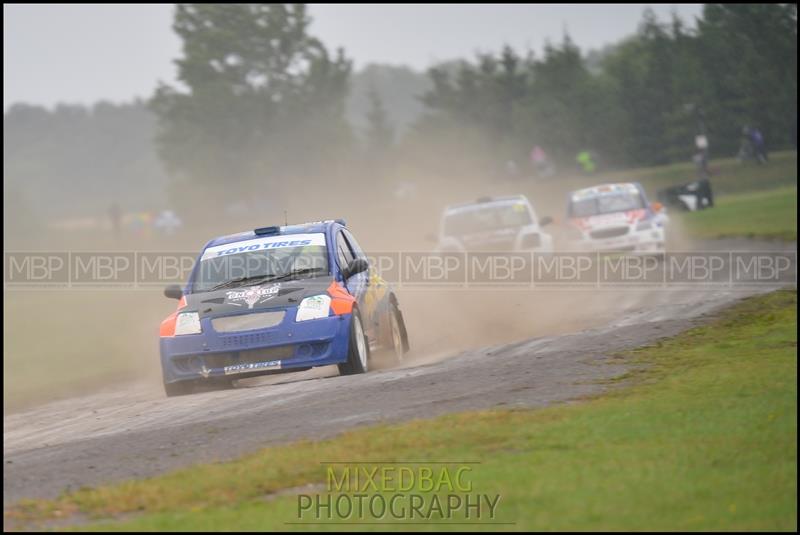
left=4, top=4, right=796, bottom=226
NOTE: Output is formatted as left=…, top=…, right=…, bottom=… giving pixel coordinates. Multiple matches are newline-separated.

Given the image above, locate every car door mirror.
left=164, top=284, right=183, bottom=299
left=342, top=258, right=369, bottom=280
left=539, top=216, right=554, bottom=227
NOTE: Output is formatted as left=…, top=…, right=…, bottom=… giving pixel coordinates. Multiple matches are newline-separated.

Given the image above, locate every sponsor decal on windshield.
left=201, top=233, right=326, bottom=261
left=572, top=183, right=639, bottom=202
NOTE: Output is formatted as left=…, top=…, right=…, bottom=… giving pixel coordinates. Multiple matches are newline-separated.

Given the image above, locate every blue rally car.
left=159, top=220, right=410, bottom=396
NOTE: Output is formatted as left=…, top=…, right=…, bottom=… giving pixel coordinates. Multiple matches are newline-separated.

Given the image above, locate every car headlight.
left=175, top=312, right=202, bottom=335
left=636, top=221, right=652, bottom=231
left=296, top=295, right=331, bottom=322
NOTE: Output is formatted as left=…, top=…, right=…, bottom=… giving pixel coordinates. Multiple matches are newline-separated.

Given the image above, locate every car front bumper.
left=569, top=227, right=665, bottom=253
left=160, top=313, right=352, bottom=384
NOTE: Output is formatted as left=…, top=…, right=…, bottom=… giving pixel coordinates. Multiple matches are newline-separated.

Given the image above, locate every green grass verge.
left=526, top=150, right=798, bottom=207
left=678, top=185, right=797, bottom=242
left=621, top=150, right=797, bottom=198
left=5, top=290, right=796, bottom=531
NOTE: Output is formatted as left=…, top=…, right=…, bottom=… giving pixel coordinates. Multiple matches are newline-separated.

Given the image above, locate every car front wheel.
left=338, top=308, right=369, bottom=375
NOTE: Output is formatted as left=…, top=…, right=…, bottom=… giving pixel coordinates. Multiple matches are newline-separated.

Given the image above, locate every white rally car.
left=434, top=195, right=554, bottom=253
left=562, top=182, right=667, bottom=253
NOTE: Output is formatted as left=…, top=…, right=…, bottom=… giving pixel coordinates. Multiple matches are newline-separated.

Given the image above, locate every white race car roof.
left=445, top=196, right=530, bottom=214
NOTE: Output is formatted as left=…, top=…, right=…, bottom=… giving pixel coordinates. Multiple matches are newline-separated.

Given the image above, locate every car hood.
left=571, top=209, right=647, bottom=231
left=185, top=276, right=335, bottom=318
left=460, top=227, right=520, bottom=243
left=447, top=225, right=541, bottom=247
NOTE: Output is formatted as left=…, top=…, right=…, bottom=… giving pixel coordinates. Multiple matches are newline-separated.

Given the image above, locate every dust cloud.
left=4, top=158, right=694, bottom=412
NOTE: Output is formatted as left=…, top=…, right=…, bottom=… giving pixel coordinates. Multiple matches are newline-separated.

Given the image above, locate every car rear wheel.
left=338, top=309, right=369, bottom=375
left=389, top=302, right=409, bottom=363
left=390, top=310, right=404, bottom=362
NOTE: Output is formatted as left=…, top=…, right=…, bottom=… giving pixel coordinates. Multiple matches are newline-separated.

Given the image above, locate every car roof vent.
left=254, top=226, right=280, bottom=236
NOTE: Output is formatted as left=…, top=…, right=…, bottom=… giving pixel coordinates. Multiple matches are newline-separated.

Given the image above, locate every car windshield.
left=569, top=190, right=645, bottom=218
left=192, top=233, right=329, bottom=293
left=443, top=202, right=532, bottom=237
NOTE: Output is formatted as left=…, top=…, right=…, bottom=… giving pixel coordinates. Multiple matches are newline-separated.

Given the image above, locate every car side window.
left=336, top=231, right=355, bottom=269
left=342, top=229, right=367, bottom=261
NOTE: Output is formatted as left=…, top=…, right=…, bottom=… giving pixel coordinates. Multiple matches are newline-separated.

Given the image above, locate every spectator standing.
left=694, top=133, right=710, bottom=178
left=749, top=127, right=768, bottom=163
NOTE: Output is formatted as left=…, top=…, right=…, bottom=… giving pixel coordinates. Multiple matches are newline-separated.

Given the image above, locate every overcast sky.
left=4, top=3, right=704, bottom=110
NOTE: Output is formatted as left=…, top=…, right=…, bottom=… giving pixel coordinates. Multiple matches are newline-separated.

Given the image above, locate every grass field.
left=507, top=151, right=797, bottom=247
left=511, top=149, right=798, bottom=216
left=616, top=150, right=797, bottom=198
left=548, top=150, right=797, bottom=244
left=7, top=290, right=796, bottom=531
left=678, top=185, right=797, bottom=242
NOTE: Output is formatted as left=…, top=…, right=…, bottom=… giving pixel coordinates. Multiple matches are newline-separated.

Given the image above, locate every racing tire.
left=338, top=308, right=369, bottom=376
left=389, top=301, right=410, bottom=362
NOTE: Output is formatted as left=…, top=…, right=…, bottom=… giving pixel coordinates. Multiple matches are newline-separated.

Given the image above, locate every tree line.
left=414, top=4, right=796, bottom=170
left=4, top=3, right=796, bottom=225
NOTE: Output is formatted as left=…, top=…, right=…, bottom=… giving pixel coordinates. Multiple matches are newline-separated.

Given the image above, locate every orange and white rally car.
left=563, top=183, right=667, bottom=253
